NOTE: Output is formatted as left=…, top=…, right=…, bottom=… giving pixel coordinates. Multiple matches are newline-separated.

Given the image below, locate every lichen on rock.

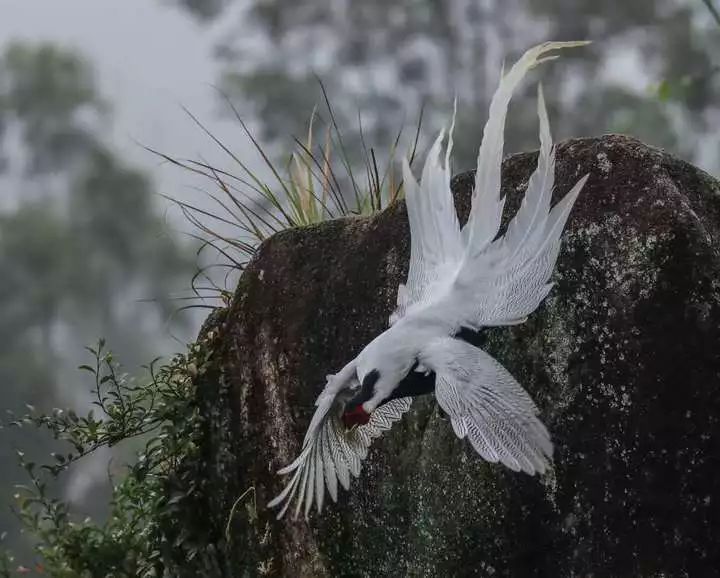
left=166, top=135, right=720, bottom=577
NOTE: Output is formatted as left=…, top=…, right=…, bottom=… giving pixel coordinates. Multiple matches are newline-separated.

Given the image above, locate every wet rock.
left=167, top=135, right=720, bottom=577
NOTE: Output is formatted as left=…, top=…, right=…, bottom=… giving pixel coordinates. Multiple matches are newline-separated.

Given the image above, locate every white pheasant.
left=268, top=41, right=590, bottom=520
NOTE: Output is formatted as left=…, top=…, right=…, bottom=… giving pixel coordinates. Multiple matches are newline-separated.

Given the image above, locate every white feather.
left=269, top=41, right=590, bottom=520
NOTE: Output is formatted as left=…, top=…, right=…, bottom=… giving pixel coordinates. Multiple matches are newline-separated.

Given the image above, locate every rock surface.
left=167, top=135, right=720, bottom=577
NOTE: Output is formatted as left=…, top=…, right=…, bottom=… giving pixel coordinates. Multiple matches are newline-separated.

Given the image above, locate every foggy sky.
left=0, top=0, right=261, bottom=233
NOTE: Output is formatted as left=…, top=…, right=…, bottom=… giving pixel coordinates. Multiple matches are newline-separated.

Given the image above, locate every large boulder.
left=167, top=135, right=720, bottom=577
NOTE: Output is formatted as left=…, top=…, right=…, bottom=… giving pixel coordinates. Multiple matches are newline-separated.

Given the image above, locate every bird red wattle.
left=342, top=405, right=371, bottom=428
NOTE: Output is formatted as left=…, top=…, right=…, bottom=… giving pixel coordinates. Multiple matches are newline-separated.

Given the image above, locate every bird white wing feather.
left=267, top=378, right=412, bottom=519
left=392, top=41, right=589, bottom=330
left=420, top=336, right=552, bottom=473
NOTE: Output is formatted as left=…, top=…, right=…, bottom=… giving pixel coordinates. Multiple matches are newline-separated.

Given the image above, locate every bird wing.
left=420, top=336, right=552, bottom=474
left=414, top=42, right=589, bottom=331
left=268, top=378, right=412, bottom=519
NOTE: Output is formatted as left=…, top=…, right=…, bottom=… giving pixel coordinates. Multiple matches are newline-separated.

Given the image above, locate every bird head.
left=341, top=368, right=379, bottom=428
left=341, top=332, right=418, bottom=428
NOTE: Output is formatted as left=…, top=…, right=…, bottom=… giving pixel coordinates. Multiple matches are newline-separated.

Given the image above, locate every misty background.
left=0, top=0, right=717, bottom=566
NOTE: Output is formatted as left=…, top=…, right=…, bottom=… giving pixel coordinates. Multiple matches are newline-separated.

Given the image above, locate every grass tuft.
left=148, top=85, right=424, bottom=309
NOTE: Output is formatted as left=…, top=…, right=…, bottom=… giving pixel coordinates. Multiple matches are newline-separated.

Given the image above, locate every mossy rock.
left=165, top=135, right=720, bottom=577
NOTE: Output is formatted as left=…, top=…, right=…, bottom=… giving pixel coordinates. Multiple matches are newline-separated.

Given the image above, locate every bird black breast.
left=382, top=327, right=486, bottom=405
left=454, top=326, right=487, bottom=348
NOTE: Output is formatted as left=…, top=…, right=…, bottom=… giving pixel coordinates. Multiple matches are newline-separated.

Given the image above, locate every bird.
left=268, top=41, right=590, bottom=520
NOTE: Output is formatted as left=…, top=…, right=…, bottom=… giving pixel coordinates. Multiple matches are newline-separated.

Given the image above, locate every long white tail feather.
left=502, top=84, right=556, bottom=264
left=464, top=41, right=590, bottom=257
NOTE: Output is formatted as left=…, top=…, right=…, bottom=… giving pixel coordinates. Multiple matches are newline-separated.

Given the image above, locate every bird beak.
left=342, top=405, right=371, bottom=428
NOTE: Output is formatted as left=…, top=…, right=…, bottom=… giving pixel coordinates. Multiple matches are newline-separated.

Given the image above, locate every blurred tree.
left=0, top=42, right=193, bottom=563
left=0, top=43, right=102, bottom=174
left=175, top=0, right=719, bottom=173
